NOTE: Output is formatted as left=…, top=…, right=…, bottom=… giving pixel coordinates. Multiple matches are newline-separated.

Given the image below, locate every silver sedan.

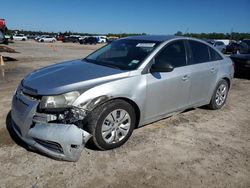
left=11, top=35, right=234, bottom=161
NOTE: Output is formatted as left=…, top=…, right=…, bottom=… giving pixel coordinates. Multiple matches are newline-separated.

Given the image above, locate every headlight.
left=40, top=91, right=80, bottom=109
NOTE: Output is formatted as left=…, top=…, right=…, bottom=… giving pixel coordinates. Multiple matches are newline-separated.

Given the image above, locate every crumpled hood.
left=22, top=59, right=129, bottom=95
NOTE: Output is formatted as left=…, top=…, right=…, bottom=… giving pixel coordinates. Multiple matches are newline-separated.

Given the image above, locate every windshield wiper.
left=103, top=62, right=122, bottom=70
left=84, top=58, right=123, bottom=70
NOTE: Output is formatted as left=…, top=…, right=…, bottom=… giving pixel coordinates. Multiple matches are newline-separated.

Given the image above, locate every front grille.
left=33, top=138, right=63, bottom=153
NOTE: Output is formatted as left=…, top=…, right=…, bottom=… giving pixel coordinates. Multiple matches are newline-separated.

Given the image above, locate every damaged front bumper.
left=11, top=87, right=91, bottom=162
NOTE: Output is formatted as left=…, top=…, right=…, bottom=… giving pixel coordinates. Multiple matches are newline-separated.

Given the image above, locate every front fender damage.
left=12, top=95, right=112, bottom=161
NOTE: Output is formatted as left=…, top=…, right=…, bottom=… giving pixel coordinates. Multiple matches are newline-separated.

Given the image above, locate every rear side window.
left=155, top=40, right=187, bottom=68
left=209, top=47, right=223, bottom=61
left=188, top=40, right=210, bottom=64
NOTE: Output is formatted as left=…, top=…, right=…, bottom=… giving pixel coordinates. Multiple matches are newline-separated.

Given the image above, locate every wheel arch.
left=114, top=97, right=141, bottom=128
left=90, top=97, right=141, bottom=128
left=221, top=77, right=231, bottom=89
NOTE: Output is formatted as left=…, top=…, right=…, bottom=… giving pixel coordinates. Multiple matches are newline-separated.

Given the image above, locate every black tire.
left=86, top=99, right=136, bottom=150
left=208, top=79, right=229, bottom=110
left=22, top=38, right=25, bottom=41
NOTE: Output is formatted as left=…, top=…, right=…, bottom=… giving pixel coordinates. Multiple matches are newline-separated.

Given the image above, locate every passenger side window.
left=154, top=40, right=187, bottom=68
left=209, top=47, right=223, bottom=61
left=189, top=40, right=210, bottom=64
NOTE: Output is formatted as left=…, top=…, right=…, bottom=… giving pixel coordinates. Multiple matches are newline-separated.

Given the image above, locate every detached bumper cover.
left=11, top=88, right=91, bottom=162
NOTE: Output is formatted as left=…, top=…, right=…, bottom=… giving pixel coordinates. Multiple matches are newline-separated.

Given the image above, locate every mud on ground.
left=0, top=41, right=249, bottom=188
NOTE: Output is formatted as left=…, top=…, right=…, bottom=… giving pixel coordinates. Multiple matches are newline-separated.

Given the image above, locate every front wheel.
left=208, top=79, right=229, bottom=110
left=86, top=99, right=136, bottom=150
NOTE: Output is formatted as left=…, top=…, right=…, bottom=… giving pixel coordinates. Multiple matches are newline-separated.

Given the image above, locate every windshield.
left=85, top=39, right=160, bottom=70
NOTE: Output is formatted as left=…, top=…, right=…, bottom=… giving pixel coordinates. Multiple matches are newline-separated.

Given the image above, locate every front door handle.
left=182, top=75, right=188, bottom=81
left=210, top=68, right=216, bottom=73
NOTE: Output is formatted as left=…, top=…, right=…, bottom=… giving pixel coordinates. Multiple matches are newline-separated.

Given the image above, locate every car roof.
left=123, top=35, right=179, bottom=42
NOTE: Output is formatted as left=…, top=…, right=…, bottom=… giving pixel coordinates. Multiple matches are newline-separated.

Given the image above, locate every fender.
left=72, top=74, right=147, bottom=125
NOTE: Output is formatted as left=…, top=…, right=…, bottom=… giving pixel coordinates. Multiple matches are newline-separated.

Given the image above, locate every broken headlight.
left=40, top=91, right=80, bottom=109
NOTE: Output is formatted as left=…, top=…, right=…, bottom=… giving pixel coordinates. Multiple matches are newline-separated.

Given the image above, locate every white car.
left=213, top=41, right=226, bottom=53
left=96, top=36, right=107, bottom=43
left=35, top=35, right=49, bottom=41
left=13, top=34, right=28, bottom=41
left=38, top=36, right=56, bottom=43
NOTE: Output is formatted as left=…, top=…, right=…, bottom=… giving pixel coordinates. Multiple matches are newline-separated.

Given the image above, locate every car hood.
left=22, top=59, right=129, bottom=95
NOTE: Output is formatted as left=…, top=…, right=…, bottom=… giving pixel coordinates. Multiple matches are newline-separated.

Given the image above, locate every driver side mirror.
left=150, top=60, right=174, bottom=73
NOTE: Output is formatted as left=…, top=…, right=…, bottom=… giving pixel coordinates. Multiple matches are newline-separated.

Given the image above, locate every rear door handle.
left=182, top=75, right=189, bottom=81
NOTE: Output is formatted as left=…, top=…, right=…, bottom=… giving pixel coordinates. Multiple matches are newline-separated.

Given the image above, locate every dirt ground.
left=0, top=41, right=249, bottom=188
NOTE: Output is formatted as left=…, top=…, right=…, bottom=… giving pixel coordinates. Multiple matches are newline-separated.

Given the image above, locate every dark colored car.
left=0, top=31, right=8, bottom=45
left=226, top=42, right=240, bottom=54
left=231, top=54, right=250, bottom=74
left=79, top=37, right=98, bottom=45
left=56, top=35, right=65, bottom=41
left=62, top=36, right=80, bottom=43
left=239, top=39, right=250, bottom=54
left=230, top=40, right=250, bottom=75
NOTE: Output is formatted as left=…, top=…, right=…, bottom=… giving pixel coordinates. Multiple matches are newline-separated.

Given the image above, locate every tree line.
left=175, top=31, right=250, bottom=41
left=7, top=29, right=147, bottom=38
left=6, top=29, right=250, bottom=40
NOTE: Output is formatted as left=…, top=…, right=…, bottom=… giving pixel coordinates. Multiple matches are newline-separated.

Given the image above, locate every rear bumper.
left=11, top=87, right=91, bottom=162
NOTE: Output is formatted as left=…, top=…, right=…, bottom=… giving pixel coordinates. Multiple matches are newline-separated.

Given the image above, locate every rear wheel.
left=208, top=79, right=229, bottom=110
left=86, top=99, right=136, bottom=150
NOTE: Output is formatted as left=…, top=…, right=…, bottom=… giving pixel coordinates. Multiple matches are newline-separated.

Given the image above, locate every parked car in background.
left=62, top=36, right=80, bottom=43
left=216, top=39, right=230, bottom=46
left=11, top=35, right=234, bottom=161
left=107, top=36, right=119, bottom=43
left=0, top=18, right=8, bottom=36
left=226, top=40, right=250, bottom=54
left=96, top=36, right=107, bottom=43
left=0, top=31, right=5, bottom=44
left=35, top=35, right=48, bottom=41
left=27, top=35, right=37, bottom=40
left=226, top=42, right=240, bottom=54
left=230, top=39, right=250, bottom=74
left=13, top=34, right=28, bottom=41
left=213, top=41, right=226, bottom=53
left=56, top=35, right=65, bottom=41
left=231, top=54, right=250, bottom=74
left=79, top=36, right=98, bottom=45
left=239, top=39, right=250, bottom=54
left=38, top=36, right=56, bottom=43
